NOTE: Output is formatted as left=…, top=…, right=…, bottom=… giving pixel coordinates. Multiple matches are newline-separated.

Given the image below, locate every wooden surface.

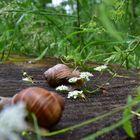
left=0, top=61, right=140, bottom=140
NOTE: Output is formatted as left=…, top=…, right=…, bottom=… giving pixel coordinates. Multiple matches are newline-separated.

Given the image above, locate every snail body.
left=0, top=87, right=64, bottom=129
left=44, top=64, right=81, bottom=87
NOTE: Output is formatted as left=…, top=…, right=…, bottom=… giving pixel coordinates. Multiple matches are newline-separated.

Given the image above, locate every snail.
left=0, top=87, right=64, bottom=129
left=44, top=64, right=82, bottom=87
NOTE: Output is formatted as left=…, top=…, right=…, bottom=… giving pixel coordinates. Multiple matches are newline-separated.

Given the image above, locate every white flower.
left=67, top=90, right=85, bottom=99
left=80, top=72, right=93, bottom=77
left=68, top=77, right=81, bottom=83
left=22, top=77, right=34, bottom=83
left=56, top=85, right=69, bottom=91
left=22, top=77, right=30, bottom=82
left=0, top=102, right=28, bottom=140
left=68, top=72, right=93, bottom=83
left=94, top=65, right=107, bottom=72
left=22, top=72, right=27, bottom=76
left=80, top=72, right=93, bottom=81
left=105, top=82, right=110, bottom=86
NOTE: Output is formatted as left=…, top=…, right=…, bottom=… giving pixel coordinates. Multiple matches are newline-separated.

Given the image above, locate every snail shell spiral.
left=12, top=87, right=64, bottom=129
left=44, top=64, right=80, bottom=87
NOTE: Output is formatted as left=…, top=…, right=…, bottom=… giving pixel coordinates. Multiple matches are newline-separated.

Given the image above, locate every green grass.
left=0, top=0, right=140, bottom=68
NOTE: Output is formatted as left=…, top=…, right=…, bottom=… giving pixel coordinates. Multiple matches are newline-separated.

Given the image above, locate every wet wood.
left=0, top=59, right=140, bottom=140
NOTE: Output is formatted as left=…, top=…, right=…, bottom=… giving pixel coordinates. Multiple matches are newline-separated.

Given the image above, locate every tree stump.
left=0, top=61, right=140, bottom=140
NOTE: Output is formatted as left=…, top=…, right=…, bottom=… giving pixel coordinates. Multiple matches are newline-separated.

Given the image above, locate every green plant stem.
left=128, top=39, right=140, bottom=52
left=5, top=37, right=15, bottom=60
left=76, top=0, right=84, bottom=47
left=92, top=71, right=104, bottom=84
left=34, top=100, right=139, bottom=137
left=82, top=108, right=140, bottom=140
left=32, top=113, right=42, bottom=140
left=123, top=39, right=140, bottom=68
left=84, top=70, right=117, bottom=94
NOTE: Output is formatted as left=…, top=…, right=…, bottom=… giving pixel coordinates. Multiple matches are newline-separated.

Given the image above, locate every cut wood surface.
left=0, top=61, right=140, bottom=140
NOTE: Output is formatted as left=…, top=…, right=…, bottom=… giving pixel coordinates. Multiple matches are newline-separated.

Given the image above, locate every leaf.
left=123, top=96, right=135, bottom=138
left=114, top=46, right=121, bottom=52
left=16, top=14, right=26, bottom=26
left=104, top=53, right=116, bottom=63
left=30, top=47, right=49, bottom=63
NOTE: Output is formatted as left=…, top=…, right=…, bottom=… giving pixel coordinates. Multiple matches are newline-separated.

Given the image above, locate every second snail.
left=44, top=64, right=83, bottom=87
left=0, top=87, right=64, bottom=129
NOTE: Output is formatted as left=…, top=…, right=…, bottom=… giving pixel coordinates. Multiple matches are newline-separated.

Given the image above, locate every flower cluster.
left=22, top=71, right=34, bottom=83
left=56, top=71, right=93, bottom=99
left=68, top=71, right=93, bottom=83
left=68, top=77, right=81, bottom=83
left=56, top=85, right=69, bottom=91
left=94, top=65, right=107, bottom=72
left=56, top=65, right=108, bottom=99
left=67, top=90, right=85, bottom=99
left=80, top=72, right=93, bottom=81
left=0, top=102, right=27, bottom=140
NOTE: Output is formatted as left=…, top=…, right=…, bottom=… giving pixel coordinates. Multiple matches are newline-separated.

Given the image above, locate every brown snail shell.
left=0, top=87, right=64, bottom=129
left=44, top=64, right=81, bottom=87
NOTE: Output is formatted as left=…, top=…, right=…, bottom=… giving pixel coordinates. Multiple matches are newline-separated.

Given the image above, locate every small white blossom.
left=22, top=77, right=30, bottom=82
left=0, top=102, right=28, bottom=140
left=22, top=77, right=34, bottom=83
left=56, top=85, right=69, bottom=91
left=94, top=65, right=107, bottom=72
left=67, top=90, right=85, bottom=99
left=68, top=77, right=81, bottom=83
left=105, top=82, right=110, bottom=86
left=80, top=72, right=93, bottom=77
left=80, top=72, right=93, bottom=81
left=22, top=72, right=27, bottom=77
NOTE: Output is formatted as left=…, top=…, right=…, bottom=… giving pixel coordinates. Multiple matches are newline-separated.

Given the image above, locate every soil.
left=0, top=59, right=140, bottom=140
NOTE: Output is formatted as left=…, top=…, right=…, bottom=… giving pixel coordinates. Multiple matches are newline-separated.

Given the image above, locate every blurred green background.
left=0, top=0, right=140, bottom=68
